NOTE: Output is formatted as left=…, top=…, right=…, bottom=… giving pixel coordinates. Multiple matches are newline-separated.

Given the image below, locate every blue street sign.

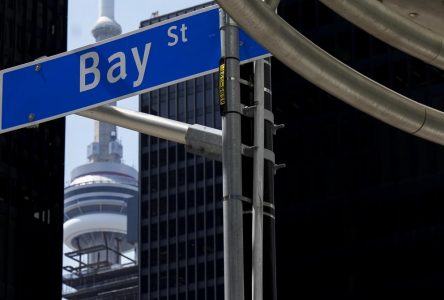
left=0, top=5, right=269, bottom=133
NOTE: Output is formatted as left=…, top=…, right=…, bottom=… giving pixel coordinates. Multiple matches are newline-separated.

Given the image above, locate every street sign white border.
left=0, top=4, right=271, bottom=133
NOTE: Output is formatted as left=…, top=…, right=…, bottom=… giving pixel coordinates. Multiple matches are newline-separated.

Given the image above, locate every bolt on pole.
left=219, top=9, right=245, bottom=300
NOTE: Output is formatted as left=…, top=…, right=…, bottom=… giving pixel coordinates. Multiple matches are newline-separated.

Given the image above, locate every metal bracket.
left=242, top=104, right=257, bottom=118
left=263, top=202, right=275, bottom=209
left=223, top=194, right=252, bottom=204
left=242, top=144, right=275, bottom=163
left=242, top=144, right=257, bottom=157
left=273, top=123, right=285, bottom=134
left=274, top=163, right=286, bottom=174
left=242, top=105, right=275, bottom=124
left=239, top=78, right=253, bottom=87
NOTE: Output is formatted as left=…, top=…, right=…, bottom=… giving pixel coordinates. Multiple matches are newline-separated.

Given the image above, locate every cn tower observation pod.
left=64, top=161, right=138, bottom=260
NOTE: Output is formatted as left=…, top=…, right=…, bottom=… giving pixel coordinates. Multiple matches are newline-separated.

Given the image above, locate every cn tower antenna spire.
left=88, top=0, right=123, bottom=163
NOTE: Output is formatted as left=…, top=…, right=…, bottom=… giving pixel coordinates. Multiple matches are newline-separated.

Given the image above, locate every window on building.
left=159, top=246, right=167, bottom=265
left=197, top=212, right=204, bottom=231
left=150, top=248, right=158, bottom=267
left=169, top=243, right=176, bottom=263
left=178, top=192, right=186, bottom=210
left=168, top=146, right=176, bottom=164
left=188, top=265, right=195, bottom=284
left=178, top=242, right=186, bottom=261
left=169, top=219, right=176, bottom=237
left=169, top=269, right=176, bottom=287
left=188, top=240, right=195, bottom=259
left=150, top=223, right=158, bottom=242
left=141, top=275, right=148, bottom=293
left=168, top=194, right=176, bottom=212
left=178, top=267, right=186, bottom=286
left=207, top=260, right=215, bottom=279
left=188, top=215, right=195, bottom=233
left=187, top=190, right=195, bottom=209
left=150, top=199, right=158, bottom=217
left=150, top=273, right=158, bottom=291
left=159, top=221, right=167, bottom=240
left=197, top=263, right=205, bottom=282
left=159, top=197, right=167, bottom=215
left=206, top=211, right=214, bottom=229
left=216, top=259, right=224, bottom=277
left=142, top=225, right=148, bottom=243
left=206, top=185, right=214, bottom=204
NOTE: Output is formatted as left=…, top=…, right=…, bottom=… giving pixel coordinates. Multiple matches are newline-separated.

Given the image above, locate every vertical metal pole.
left=220, top=9, right=245, bottom=300
left=263, top=58, right=278, bottom=300
left=252, top=60, right=265, bottom=300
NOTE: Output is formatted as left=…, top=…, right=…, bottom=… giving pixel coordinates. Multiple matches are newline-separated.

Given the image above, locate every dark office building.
left=141, top=1, right=444, bottom=299
left=0, top=1, right=67, bottom=299
left=138, top=3, right=229, bottom=299
left=274, top=0, right=444, bottom=299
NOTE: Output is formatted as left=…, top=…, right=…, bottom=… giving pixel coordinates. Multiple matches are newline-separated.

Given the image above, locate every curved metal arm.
left=265, top=0, right=280, bottom=11
left=319, top=0, right=444, bottom=70
left=215, top=0, right=444, bottom=146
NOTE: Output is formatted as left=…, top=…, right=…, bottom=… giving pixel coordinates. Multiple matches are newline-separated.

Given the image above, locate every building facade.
left=138, top=2, right=281, bottom=299
left=274, top=0, right=444, bottom=298
left=138, top=0, right=444, bottom=299
left=139, top=3, right=227, bottom=299
left=0, top=0, right=67, bottom=299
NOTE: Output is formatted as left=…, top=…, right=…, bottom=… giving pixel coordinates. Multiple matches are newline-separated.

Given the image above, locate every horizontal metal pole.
left=185, top=124, right=222, bottom=161
left=215, top=0, right=444, bottom=146
left=78, top=106, right=223, bottom=160
left=78, top=105, right=189, bottom=144
left=319, top=0, right=444, bottom=70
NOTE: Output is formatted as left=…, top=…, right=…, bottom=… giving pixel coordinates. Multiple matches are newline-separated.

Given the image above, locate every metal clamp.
left=241, top=145, right=276, bottom=163
left=223, top=194, right=252, bottom=204
left=242, top=144, right=257, bottom=157
left=274, top=163, right=286, bottom=174
left=242, top=104, right=256, bottom=117
left=273, top=124, right=285, bottom=134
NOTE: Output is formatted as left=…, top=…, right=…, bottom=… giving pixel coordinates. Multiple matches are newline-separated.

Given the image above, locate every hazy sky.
left=65, top=0, right=208, bottom=183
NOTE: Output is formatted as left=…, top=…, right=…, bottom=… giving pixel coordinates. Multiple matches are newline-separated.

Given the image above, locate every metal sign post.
left=219, top=9, right=245, bottom=300
left=252, top=59, right=265, bottom=300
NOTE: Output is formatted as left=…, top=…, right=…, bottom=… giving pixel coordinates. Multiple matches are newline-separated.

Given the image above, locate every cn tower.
left=63, top=0, right=138, bottom=267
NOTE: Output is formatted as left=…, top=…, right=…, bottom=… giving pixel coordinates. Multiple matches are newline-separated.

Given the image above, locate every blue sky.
left=65, top=0, right=208, bottom=183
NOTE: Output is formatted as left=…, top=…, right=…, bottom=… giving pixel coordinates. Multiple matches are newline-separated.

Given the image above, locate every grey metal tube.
left=319, top=0, right=444, bottom=70
left=185, top=124, right=223, bottom=161
left=215, top=0, right=444, bottom=146
left=78, top=106, right=189, bottom=144
left=265, top=0, right=280, bottom=11
left=80, top=107, right=224, bottom=161
left=220, top=9, right=245, bottom=300
left=252, top=59, right=265, bottom=300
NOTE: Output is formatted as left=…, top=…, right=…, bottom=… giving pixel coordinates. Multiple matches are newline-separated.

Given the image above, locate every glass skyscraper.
left=139, top=73, right=225, bottom=300
left=139, top=72, right=225, bottom=299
